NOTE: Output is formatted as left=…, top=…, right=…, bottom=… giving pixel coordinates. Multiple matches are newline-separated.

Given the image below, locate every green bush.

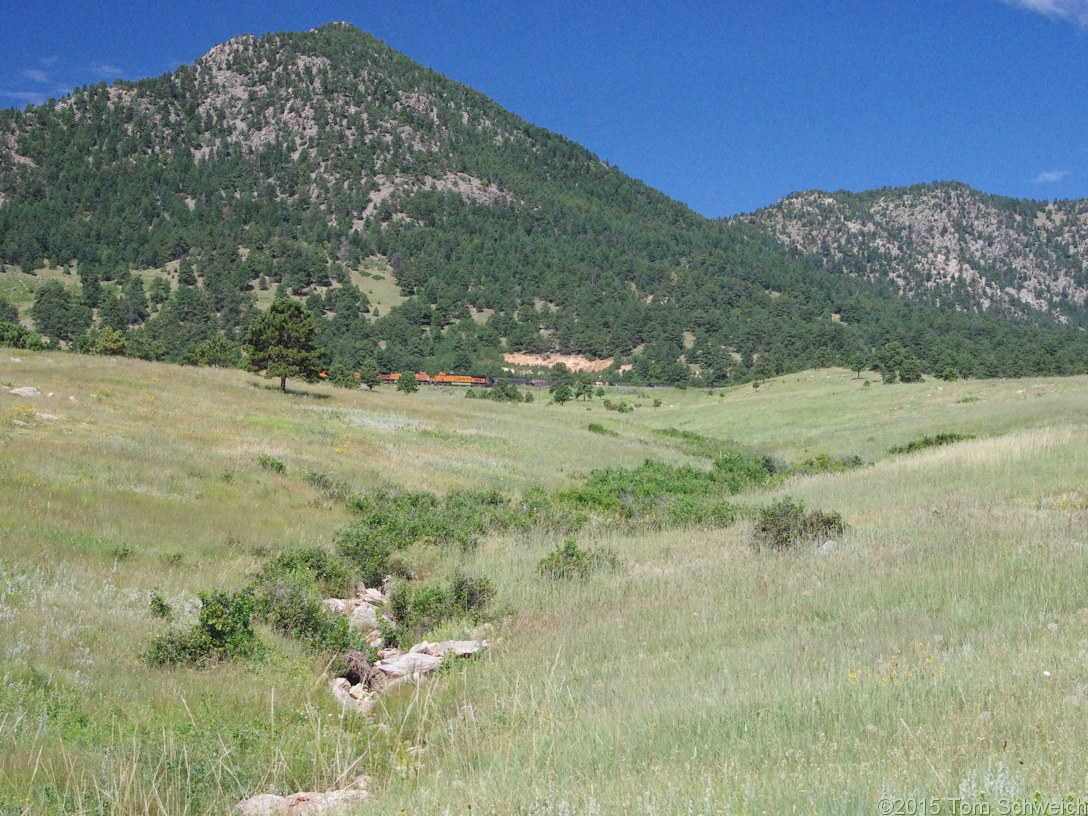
left=712, top=450, right=782, bottom=493
left=587, top=423, right=618, bottom=436
left=0, top=320, right=44, bottom=350
left=752, top=497, right=844, bottom=551
left=888, top=432, right=975, bottom=454
left=246, top=547, right=368, bottom=653
left=382, top=570, right=497, bottom=648
left=302, top=469, right=350, bottom=501
left=538, top=536, right=618, bottom=580
left=143, top=590, right=261, bottom=667
left=449, top=570, right=496, bottom=618
left=258, top=546, right=355, bottom=598
left=149, top=592, right=172, bottom=619
left=557, top=457, right=756, bottom=525
left=251, top=570, right=362, bottom=653
left=793, top=453, right=865, bottom=476
left=256, top=453, right=286, bottom=474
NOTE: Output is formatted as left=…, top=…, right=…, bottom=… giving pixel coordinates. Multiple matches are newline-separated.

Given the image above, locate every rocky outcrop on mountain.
left=743, top=182, right=1088, bottom=326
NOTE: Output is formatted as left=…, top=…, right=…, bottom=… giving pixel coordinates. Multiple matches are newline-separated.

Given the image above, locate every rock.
left=281, top=787, right=368, bottom=814
left=375, top=651, right=442, bottom=679
left=423, top=639, right=489, bottom=658
left=321, top=598, right=347, bottom=615
left=342, top=649, right=379, bottom=688
left=10, top=386, right=40, bottom=397
left=37, top=413, right=59, bottom=420
left=362, top=587, right=386, bottom=605
left=235, top=778, right=369, bottom=815
left=330, top=678, right=377, bottom=714
left=12, top=420, right=28, bottom=427
left=235, top=793, right=285, bottom=815
left=349, top=602, right=378, bottom=630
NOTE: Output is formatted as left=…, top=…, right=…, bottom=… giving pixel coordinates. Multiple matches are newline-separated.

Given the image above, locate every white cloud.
left=1033, top=170, right=1070, bottom=183
left=23, top=69, right=49, bottom=83
left=91, top=63, right=124, bottom=79
left=1, top=90, right=48, bottom=106
left=1001, top=0, right=1088, bottom=26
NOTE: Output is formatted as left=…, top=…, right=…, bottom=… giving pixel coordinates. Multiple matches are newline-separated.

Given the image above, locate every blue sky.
left=2, top=1, right=1087, bottom=217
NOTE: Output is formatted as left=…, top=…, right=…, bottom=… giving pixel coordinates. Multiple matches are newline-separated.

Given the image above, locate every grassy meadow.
left=1, top=354, right=1087, bottom=814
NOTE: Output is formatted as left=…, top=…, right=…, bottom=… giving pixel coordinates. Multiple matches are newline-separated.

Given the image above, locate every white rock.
left=375, top=651, right=442, bottom=679
left=330, top=678, right=377, bottom=715
left=235, top=778, right=369, bottom=815
left=362, top=587, right=386, bottom=605
left=427, top=639, right=489, bottom=658
left=349, top=602, right=378, bottom=630
left=10, top=386, right=39, bottom=397
left=321, top=598, right=347, bottom=615
left=234, top=793, right=285, bottom=816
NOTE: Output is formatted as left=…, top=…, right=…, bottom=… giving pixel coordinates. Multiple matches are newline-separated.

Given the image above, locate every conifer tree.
left=244, top=299, right=324, bottom=393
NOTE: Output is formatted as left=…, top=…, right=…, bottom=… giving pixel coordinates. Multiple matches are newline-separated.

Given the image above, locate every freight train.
left=379, top=372, right=491, bottom=386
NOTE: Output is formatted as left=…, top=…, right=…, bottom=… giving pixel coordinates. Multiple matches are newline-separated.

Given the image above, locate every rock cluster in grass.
left=322, top=583, right=489, bottom=715
left=234, top=776, right=370, bottom=815
left=331, top=639, right=489, bottom=715
left=235, top=587, right=488, bottom=813
left=321, top=584, right=388, bottom=647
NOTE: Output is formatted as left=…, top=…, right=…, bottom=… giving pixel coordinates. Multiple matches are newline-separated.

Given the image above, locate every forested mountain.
left=2, top=22, right=1087, bottom=383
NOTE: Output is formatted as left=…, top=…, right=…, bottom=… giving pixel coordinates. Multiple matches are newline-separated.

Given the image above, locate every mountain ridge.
left=2, top=22, right=1087, bottom=382
left=741, top=181, right=1088, bottom=327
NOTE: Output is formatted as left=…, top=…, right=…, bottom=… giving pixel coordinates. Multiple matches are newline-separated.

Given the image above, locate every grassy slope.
left=1, top=354, right=1086, bottom=814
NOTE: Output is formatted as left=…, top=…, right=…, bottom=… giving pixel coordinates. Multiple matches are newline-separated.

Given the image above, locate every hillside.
left=743, top=182, right=1088, bottom=327
left=2, top=23, right=1088, bottom=383
left=3, top=354, right=1088, bottom=813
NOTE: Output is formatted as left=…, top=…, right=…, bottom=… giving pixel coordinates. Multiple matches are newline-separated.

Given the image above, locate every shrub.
left=713, top=450, right=782, bottom=493
left=752, top=497, right=844, bottom=551
left=538, top=536, right=618, bottom=580
left=602, top=399, right=634, bottom=413
left=251, top=570, right=361, bottom=653
left=149, top=592, right=172, bottom=619
left=258, top=547, right=355, bottom=598
left=302, top=469, right=350, bottom=501
left=449, top=570, right=496, bottom=618
left=587, top=423, right=618, bottom=436
left=0, top=321, right=43, bottom=350
left=888, top=432, right=975, bottom=455
left=793, top=453, right=865, bottom=476
left=558, top=459, right=746, bottom=526
left=256, top=453, right=286, bottom=474
left=143, top=590, right=261, bottom=667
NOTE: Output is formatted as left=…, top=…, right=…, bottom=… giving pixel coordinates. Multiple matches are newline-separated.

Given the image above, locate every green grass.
left=2, top=359, right=1087, bottom=814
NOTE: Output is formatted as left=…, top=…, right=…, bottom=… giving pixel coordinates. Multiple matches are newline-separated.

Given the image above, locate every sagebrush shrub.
left=538, top=537, right=618, bottom=580
left=752, top=497, right=844, bottom=551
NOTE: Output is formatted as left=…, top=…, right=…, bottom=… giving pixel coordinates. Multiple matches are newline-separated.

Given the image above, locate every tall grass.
left=2, top=357, right=1087, bottom=813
